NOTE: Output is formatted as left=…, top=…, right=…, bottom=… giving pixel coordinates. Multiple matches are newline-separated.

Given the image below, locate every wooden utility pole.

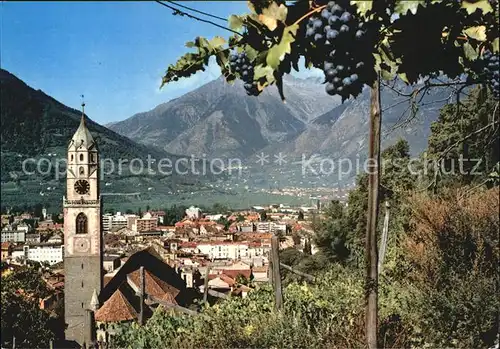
left=138, top=266, right=145, bottom=325
left=268, top=254, right=274, bottom=286
left=366, top=76, right=382, bottom=349
left=378, top=200, right=390, bottom=275
left=271, top=235, right=283, bottom=310
left=203, top=265, right=211, bottom=303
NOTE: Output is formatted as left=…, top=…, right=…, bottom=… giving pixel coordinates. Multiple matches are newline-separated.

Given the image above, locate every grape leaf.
left=463, top=41, right=478, bottom=61
left=394, top=0, right=426, bottom=15
left=461, top=0, right=493, bottom=15
left=398, top=73, right=409, bottom=84
left=266, top=24, right=298, bottom=69
left=492, top=38, right=499, bottom=53
left=351, top=0, right=373, bottom=16
left=161, top=36, right=228, bottom=88
left=464, top=26, right=487, bottom=41
left=209, top=37, right=227, bottom=49
left=259, top=3, right=288, bottom=31
left=228, top=15, right=245, bottom=31
left=254, top=65, right=274, bottom=81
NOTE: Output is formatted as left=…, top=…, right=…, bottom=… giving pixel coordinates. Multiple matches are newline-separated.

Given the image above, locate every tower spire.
left=80, top=94, right=86, bottom=125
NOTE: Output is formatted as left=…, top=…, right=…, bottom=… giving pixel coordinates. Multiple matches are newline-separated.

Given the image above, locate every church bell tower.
left=64, top=101, right=102, bottom=344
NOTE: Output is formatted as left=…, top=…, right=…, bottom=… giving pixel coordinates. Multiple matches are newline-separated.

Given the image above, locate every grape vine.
left=161, top=0, right=499, bottom=103
left=482, top=50, right=499, bottom=98
left=229, top=52, right=260, bottom=96
left=304, top=1, right=377, bottom=100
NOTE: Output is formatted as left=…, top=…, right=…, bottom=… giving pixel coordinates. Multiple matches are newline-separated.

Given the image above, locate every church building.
left=62, top=104, right=198, bottom=347
left=64, top=103, right=102, bottom=345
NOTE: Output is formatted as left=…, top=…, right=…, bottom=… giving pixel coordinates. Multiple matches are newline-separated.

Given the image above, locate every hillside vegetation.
left=111, top=89, right=499, bottom=348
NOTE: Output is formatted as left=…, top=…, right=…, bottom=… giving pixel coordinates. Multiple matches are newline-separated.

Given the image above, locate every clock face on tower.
left=74, top=237, right=90, bottom=253
left=74, top=180, right=90, bottom=195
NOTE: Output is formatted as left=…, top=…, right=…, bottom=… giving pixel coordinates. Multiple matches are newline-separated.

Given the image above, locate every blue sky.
left=1, top=1, right=255, bottom=124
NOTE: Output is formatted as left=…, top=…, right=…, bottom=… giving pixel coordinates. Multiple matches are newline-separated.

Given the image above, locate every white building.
left=197, top=242, right=250, bottom=260
left=255, top=222, right=287, bottom=233
left=185, top=206, right=202, bottom=220
left=197, top=242, right=270, bottom=260
left=1, top=230, right=25, bottom=243
left=12, top=243, right=64, bottom=265
left=103, top=212, right=138, bottom=232
left=111, top=213, right=128, bottom=230
left=205, top=214, right=224, bottom=221
left=102, top=214, right=113, bottom=232
left=16, top=222, right=30, bottom=234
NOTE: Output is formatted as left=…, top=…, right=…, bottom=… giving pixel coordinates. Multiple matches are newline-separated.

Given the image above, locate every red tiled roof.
left=128, top=269, right=180, bottom=299
left=222, top=269, right=252, bottom=280
left=95, top=289, right=138, bottom=323
left=208, top=274, right=235, bottom=287
left=252, top=265, right=268, bottom=273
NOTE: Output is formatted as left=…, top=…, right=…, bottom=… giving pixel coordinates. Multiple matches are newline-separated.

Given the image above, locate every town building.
left=11, top=243, right=64, bottom=265
left=255, top=221, right=287, bottom=234
left=136, top=213, right=158, bottom=232
left=1, top=242, right=12, bottom=261
left=1, top=229, right=25, bottom=243
left=63, top=106, right=103, bottom=345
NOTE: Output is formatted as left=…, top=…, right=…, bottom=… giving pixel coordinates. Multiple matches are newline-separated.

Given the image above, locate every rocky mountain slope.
left=267, top=85, right=451, bottom=161
left=0, top=69, right=216, bottom=208
left=111, top=74, right=452, bottom=173
left=109, top=76, right=337, bottom=159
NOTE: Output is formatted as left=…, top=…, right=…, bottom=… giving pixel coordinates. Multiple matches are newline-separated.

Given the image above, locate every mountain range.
left=0, top=69, right=216, bottom=209
left=109, top=76, right=338, bottom=160
left=1, top=68, right=453, bottom=210
left=109, top=74, right=452, bottom=167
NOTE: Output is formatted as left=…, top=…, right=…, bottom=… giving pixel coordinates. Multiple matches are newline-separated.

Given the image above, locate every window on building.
left=81, top=302, right=84, bottom=308
left=76, top=213, right=88, bottom=234
left=81, top=281, right=84, bottom=288
left=71, top=154, right=74, bottom=161
left=80, top=154, right=84, bottom=161
left=90, top=153, right=95, bottom=163
left=79, top=166, right=84, bottom=175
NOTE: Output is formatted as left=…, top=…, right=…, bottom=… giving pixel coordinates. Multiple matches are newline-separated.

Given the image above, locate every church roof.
left=127, top=269, right=180, bottom=301
left=94, top=286, right=138, bottom=323
left=69, top=113, right=95, bottom=150
left=98, top=247, right=195, bottom=307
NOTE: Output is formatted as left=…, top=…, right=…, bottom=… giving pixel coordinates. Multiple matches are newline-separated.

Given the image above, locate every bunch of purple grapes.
left=482, top=50, right=499, bottom=99
left=305, top=1, right=376, bottom=99
left=229, top=52, right=259, bottom=96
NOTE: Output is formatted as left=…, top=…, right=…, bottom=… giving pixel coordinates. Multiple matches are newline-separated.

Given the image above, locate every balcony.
left=63, top=197, right=100, bottom=207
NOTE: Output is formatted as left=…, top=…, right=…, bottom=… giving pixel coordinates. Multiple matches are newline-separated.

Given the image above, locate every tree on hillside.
left=211, top=203, right=229, bottom=214
left=303, top=238, right=312, bottom=255
left=259, top=211, right=267, bottom=222
left=158, top=0, right=498, bottom=346
left=1, top=265, right=64, bottom=348
left=236, top=214, right=245, bottom=222
left=297, top=211, right=304, bottom=220
left=216, top=216, right=232, bottom=230
left=426, top=87, right=500, bottom=188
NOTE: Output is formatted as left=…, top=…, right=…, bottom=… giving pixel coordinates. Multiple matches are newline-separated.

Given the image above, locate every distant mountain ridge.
left=0, top=69, right=170, bottom=162
left=0, top=69, right=215, bottom=208
left=110, top=74, right=453, bottom=167
left=109, top=76, right=338, bottom=159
